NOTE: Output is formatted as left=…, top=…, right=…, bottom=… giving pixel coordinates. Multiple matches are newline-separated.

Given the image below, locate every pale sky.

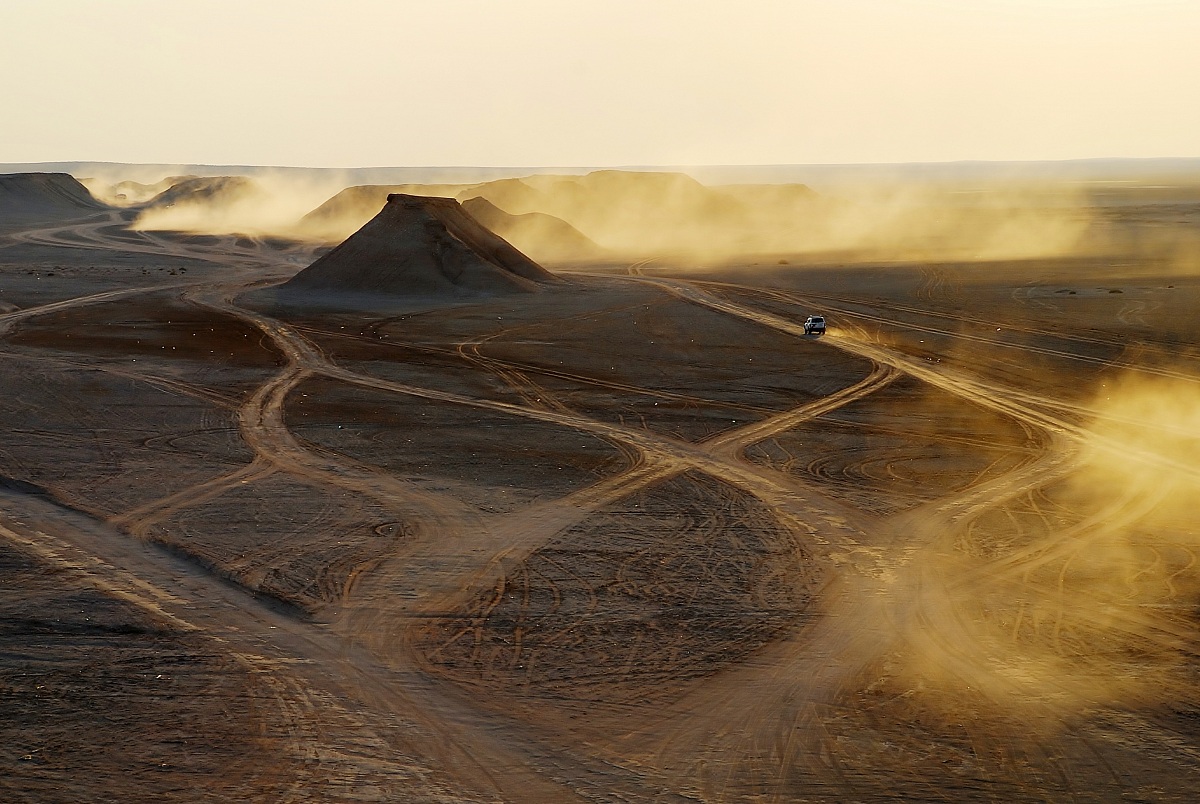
left=2, top=0, right=1197, bottom=167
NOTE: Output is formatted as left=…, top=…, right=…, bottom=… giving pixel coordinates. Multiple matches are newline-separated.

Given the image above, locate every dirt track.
left=3, top=202, right=1200, bottom=801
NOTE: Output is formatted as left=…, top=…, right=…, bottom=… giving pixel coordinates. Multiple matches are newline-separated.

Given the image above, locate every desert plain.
left=1, top=164, right=1200, bottom=802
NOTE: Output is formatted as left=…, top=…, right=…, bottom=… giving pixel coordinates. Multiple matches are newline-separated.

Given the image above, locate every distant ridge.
left=0, top=172, right=106, bottom=222
left=11, top=159, right=1200, bottom=191
left=282, top=193, right=556, bottom=299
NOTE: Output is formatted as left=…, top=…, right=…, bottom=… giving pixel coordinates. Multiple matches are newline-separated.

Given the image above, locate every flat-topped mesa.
left=283, top=193, right=556, bottom=299
left=0, top=172, right=106, bottom=220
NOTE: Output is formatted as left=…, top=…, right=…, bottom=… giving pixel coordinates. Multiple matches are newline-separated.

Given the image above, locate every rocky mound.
left=460, top=197, right=607, bottom=263
left=282, top=193, right=556, bottom=299
left=0, top=173, right=106, bottom=222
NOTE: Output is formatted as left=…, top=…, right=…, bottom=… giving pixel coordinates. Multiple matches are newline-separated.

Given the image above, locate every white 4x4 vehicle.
left=803, top=315, right=826, bottom=336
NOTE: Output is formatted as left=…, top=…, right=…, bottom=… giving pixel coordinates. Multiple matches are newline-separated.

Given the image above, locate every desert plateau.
left=2, top=160, right=1200, bottom=804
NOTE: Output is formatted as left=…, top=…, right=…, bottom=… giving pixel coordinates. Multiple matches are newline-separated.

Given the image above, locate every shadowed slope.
left=282, top=193, right=556, bottom=298
left=0, top=173, right=106, bottom=223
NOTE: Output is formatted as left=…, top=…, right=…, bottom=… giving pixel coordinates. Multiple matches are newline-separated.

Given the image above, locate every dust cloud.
left=79, top=164, right=198, bottom=205
left=1049, top=375, right=1200, bottom=699
left=75, top=166, right=1110, bottom=263
left=284, top=171, right=1100, bottom=264
left=891, top=372, right=1200, bottom=726
left=79, top=168, right=1200, bottom=269
left=455, top=172, right=1094, bottom=263
left=790, top=182, right=1093, bottom=262
left=130, top=172, right=354, bottom=236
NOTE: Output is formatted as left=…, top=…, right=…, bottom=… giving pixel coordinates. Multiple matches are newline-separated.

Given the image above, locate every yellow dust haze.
left=885, top=373, right=1200, bottom=729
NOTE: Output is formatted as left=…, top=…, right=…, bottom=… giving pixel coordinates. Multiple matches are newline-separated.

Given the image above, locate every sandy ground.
left=2, top=193, right=1200, bottom=802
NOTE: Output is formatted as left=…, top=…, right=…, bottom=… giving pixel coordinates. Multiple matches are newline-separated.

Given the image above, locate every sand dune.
left=282, top=193, right=555, bottom=300
left=0, top=173, right=106, bottom=223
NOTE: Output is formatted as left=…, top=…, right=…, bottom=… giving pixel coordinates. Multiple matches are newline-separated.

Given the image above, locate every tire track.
left=591, top=275, right=1137, bottom=798
left=182, top=280, right=901, bottom=800
left=0, top=490, right=572, bottom=803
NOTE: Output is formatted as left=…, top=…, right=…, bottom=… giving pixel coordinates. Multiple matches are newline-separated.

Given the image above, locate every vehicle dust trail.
left=807, top=308, right=1200, bottom=790
left=942, top=477, right=1200, bottom=663
left=594, top=404, right=1077, bottom=800
left=744, top=282, right=1200, bottom=387
left=638, top=276, right=1200, bottom=483
left=788, top=287, right=1131, bottom=352
left=614, top=274, right=1200, bottom=798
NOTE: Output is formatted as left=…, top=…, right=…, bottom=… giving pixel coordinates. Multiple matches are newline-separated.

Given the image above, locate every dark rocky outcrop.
left=0, top=173, right=106, bottom=223
left=281, top=193, right=556, bottom=299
